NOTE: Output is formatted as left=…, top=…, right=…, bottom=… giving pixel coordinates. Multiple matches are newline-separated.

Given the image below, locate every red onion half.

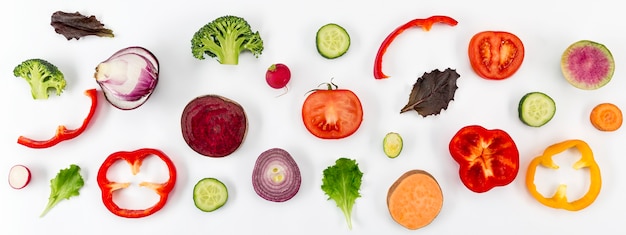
left=94, top=46, right=159, bottom=110
left=252, top=148, right=301, bottom=202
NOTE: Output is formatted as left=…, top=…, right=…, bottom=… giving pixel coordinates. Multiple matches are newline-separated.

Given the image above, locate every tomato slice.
left=468, top=31, right=525, bottom=80
left=302, top=89, right=363, bottom=139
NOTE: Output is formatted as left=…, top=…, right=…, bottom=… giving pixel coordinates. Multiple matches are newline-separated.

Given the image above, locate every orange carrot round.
left=590, top=103, right=623, bottom=131
left=387, top=170, right=443, bottom=230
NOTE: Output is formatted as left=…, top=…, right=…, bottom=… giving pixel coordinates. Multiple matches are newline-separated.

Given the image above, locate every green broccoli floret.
left=13, top=58, right=66, bottom=99
left=191, top=15, right=264, bottom=65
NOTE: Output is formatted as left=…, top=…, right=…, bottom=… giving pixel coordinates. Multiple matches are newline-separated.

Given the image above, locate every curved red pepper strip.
left=97, top=148, right=177, bottom=218
left=373, top=15, right=458, bottom=79
left=17, top=88, right=98, bottom=148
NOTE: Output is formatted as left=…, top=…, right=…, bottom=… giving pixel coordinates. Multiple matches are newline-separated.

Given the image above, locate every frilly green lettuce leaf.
left=321, top=158, right=363, bottom=229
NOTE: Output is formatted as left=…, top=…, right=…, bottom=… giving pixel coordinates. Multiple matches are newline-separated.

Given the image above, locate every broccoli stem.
left=200, top=37, right=239, bottom=65
left=221, top=51, right=239, bottom=65
left=218, top=35, right=243, bottom=65
left=30, top=74, right=49, bottom=99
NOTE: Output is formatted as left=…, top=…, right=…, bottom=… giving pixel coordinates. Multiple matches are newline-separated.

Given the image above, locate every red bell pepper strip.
left=97, top=148, right=177, bottom=218
left=373, top=15, right=458, bottom=79
left=448, top=125, right=520, bottom=193
left=17, top=88, right=98, bottom=148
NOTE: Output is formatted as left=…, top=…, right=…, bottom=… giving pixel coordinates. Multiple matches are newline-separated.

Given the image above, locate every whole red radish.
left=266, top=63, right=291, bottom=93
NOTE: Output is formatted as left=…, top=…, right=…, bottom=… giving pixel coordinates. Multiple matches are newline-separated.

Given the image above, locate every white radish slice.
left=8, top=165, right=31, bottom=189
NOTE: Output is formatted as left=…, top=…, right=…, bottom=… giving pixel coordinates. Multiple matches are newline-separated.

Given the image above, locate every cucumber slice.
left=316, top=23, right=350, bottom=59
left=193, top=178, right=228, bottom=212
left=518, top=92, right=556, bottom=127
left=383, top=132, right=403, bottom=158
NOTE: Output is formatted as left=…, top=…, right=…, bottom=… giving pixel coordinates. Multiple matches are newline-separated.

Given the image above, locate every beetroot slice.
left=252, top=148, right=301, bottom=202
left=181, top=95, right=248, bottom=157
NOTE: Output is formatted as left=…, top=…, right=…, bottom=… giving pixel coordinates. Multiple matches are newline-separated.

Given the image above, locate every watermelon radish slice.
left=561, top=40, right=615, bottom=90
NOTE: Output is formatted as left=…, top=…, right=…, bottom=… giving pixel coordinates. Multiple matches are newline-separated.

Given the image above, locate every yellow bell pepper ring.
left=525, top=139, right=602, bottom=211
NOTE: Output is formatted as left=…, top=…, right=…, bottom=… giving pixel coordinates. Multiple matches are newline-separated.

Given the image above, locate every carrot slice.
left=590, top=103, right=623, bottom=131
left=387, top=170, right=443, bottom=230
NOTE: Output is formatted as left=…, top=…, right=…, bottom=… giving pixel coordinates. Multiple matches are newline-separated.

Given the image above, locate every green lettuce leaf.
left=321, top=158, right=363, bottom=229
left=40, top=164, right=85, bottom=217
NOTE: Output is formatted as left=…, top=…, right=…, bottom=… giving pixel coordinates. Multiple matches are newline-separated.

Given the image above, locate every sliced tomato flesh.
left=302, top=90, right=363, bottom=139
left=469, top=31, right=525, bottom=80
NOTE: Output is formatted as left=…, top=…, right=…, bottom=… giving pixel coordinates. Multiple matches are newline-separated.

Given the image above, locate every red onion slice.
left=94, top=46, right=159, bottom=110
left=252, top=148, right=301, bottom=202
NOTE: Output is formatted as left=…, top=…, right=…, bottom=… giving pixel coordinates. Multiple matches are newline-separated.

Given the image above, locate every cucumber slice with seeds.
left=383, top=132, right=403, bottom=158
left=518, top=92, right=556, bottom=127
left=316, top=23, right=350, bottom=59
left=193, top=178, right=228, bottom=212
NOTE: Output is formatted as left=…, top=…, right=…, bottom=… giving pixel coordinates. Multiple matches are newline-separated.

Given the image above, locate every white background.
left=2, top=0, right=625, bottom=234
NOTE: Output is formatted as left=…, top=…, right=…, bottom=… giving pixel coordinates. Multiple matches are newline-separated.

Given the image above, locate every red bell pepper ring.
left=373, top=15, right=458, bottom=79
left=17, top=88, right=98, bottom=148
left=448, top=125, right=520, bottom=193
left=97, top=148, right=177, bottom=218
